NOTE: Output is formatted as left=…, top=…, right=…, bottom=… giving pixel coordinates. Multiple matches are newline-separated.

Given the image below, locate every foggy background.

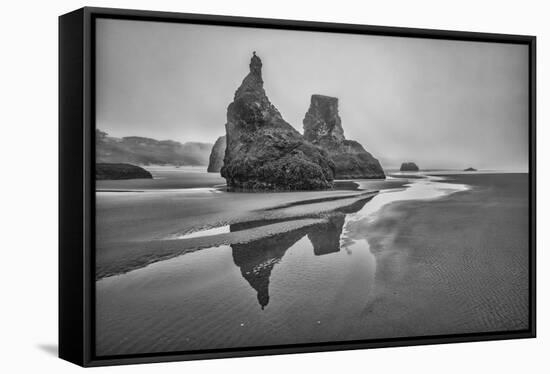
left=96, top=19, right=529, bottom=171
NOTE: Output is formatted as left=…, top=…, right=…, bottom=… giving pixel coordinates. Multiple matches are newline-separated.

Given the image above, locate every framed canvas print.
left=59, top=7, right=536, bottom=367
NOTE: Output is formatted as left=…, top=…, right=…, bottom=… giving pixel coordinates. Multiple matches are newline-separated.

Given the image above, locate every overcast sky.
left=96, top=19, right=529, bottom=170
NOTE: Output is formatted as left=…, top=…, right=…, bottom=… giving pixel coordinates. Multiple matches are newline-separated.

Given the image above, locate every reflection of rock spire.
left=308, top=214, right=346, bottom=256
left=239, top=257, right=275, bottom=309
left=309, top=196, right=374, bottom=255
left=231, top=227, right=307, bottom=309
left=230, top=194, right=377, bottom=308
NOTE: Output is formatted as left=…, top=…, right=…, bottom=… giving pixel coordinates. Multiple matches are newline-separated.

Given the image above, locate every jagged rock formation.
left=400, top=162, right=419, bottom=172
left=207, top=135, right=226, bottom=173
left=303, top=95, right=385, bottom=179
left=96, top=129, right=212, bottom=166
left=221, top=53, right=335, bottom=190
left=96, top=163, right=153, bottom=180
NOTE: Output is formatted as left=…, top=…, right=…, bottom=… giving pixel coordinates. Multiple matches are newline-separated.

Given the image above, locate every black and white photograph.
left=3, top=0, right=549, bottom=372
left=93, top=16, right=531, bottom=357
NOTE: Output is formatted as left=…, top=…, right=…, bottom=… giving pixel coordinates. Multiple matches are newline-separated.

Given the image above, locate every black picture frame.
left=59, top=6, right=537, bottom=367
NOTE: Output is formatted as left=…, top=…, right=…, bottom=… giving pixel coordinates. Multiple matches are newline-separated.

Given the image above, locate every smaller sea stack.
left=207, top=135, right=226, bottom=173
left=400, top=162, right=419, bottom=172
left=303, top=94, right=385, bottom=179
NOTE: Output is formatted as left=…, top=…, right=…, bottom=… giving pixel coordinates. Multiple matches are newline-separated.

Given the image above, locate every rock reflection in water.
left=308, top=215, right=345, bottom=256
left=231, top=229, right=306, bottom=309
left=231, top=196, right=372, bottom=309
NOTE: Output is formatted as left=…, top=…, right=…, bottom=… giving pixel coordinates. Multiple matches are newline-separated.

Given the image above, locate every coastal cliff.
left=303, top=95, right=385, bottom=179
left=221, top=53, right=335, bottom=190
left=96, top=129, right=212, bottom=166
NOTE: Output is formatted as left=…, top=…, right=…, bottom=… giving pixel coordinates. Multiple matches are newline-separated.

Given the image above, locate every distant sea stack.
left=464, top=167, right=477, bottom=172
left=96, top=163, right=153, bottom=180
left=221, top=53, right=335, bottom=190
left=207, top=135, right=226, bottom=173
left=400, top=162, right=419, bottom=172
left=303, top=95, right=385, bottom=179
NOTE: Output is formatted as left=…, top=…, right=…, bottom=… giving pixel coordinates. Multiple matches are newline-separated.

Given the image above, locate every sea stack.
left=207, top=135, right=226, bottom=173
left=221, top=53, right=335, bottom=190
left=303, top=95, right=385, bottom=179
left=400, top=162, right=419, bottom=172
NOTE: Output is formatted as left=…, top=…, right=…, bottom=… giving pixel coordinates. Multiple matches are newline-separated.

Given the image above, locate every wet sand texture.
left=95, top=173, right=529, bottom=355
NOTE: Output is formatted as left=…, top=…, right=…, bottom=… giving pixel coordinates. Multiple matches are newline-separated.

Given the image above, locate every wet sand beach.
left=95, top=170, right=407, bottom=279
left=342, top=173, right=529, bottom=339
left=95, top=172, right=529, bottom=356
left=96, top=166, right=226, bottom=190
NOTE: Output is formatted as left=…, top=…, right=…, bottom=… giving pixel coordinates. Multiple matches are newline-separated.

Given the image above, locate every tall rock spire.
left=303, top=95, right=345, bottom=145
left=221, top=53, right=335, bottom=190
left=234, top=52, right=265, bottom=100
left=249, top=51, right=262, bottom=76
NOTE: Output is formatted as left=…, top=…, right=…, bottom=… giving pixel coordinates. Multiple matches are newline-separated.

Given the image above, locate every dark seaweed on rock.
left=96, top=163, right=153, bottom=180
left=221, top=53, right=335, bottom=190
left=303, top=95, right=385, bottom=179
